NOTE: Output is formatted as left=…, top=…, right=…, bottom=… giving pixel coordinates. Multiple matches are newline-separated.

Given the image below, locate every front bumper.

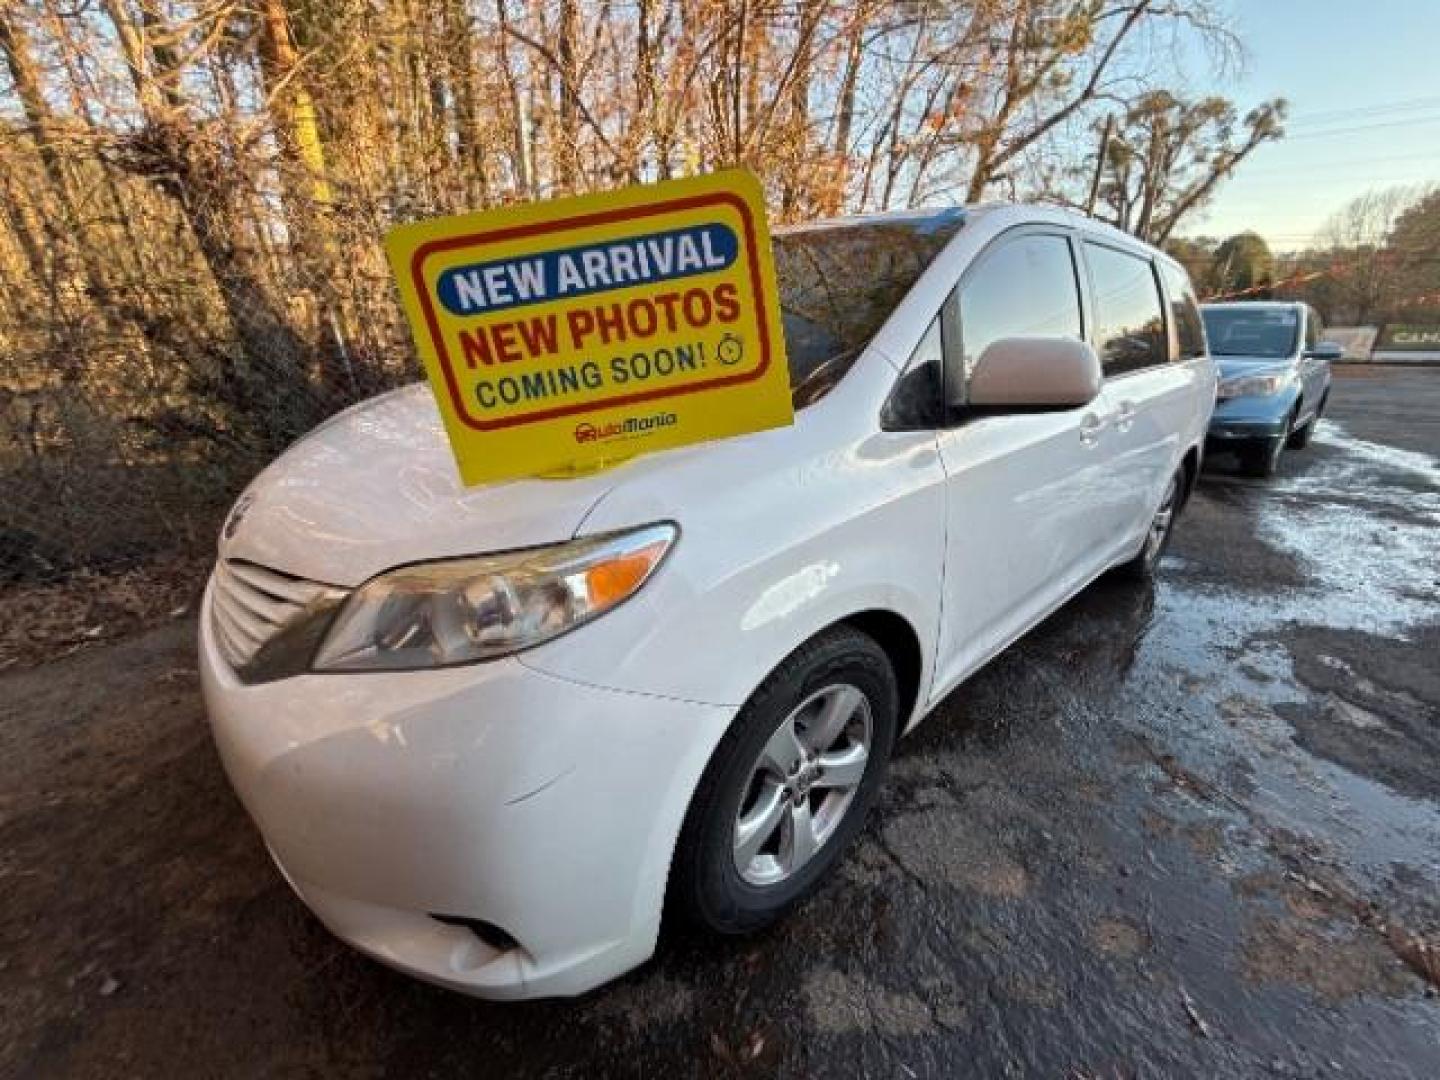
left=198, top=578, right=735, bottom=999
left=1206, top=394, right=1295, bottom=441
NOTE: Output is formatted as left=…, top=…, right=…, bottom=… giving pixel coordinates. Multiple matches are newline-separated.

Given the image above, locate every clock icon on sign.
left=717, top=333, right=744, bottom=366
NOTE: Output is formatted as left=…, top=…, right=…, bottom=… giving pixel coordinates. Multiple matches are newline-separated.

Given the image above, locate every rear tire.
left=1115, top=467, right=1183, bottom=580
left=671, top=626, right=897, bottom=935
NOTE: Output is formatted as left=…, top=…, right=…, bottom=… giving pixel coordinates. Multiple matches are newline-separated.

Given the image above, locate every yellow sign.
left=385, top=169, right=793, bottom=486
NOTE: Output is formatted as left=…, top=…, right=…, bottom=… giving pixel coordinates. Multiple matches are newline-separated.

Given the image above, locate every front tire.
left=1287, top=394, right=1325, bottom=449
left=671, top=626, right=898, bottom=935
left=1241, top=433, right=1286, bottom=477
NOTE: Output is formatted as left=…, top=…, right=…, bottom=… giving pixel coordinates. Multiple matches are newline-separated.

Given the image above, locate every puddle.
left=1140, top=417, right=1440, bottom=882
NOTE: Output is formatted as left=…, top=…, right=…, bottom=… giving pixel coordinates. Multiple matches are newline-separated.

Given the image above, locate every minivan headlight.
left=1217, top=373, right=1287, bottom=399
left=312, top=523, right=676, bottom=672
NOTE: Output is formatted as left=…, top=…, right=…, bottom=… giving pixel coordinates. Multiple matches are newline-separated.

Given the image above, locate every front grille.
left=211, top=560, right=345, bottom=675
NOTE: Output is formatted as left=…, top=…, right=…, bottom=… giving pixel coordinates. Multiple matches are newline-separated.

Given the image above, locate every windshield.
left=774, top=211, right=965, bottom=407
left=1201, top=307, right=1300, bottom=359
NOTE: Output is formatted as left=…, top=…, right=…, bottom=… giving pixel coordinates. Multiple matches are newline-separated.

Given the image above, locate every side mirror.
left=1306, top=341, right=1343, bottom=362
left=963, top=337, right=1102, bottom=411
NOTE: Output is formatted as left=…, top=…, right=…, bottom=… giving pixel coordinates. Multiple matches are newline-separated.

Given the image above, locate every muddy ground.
left=3, top=365, right=1438, bottom=1078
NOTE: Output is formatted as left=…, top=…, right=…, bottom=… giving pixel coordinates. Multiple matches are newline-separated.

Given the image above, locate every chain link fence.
left=0, top=146, right=425, bottom=664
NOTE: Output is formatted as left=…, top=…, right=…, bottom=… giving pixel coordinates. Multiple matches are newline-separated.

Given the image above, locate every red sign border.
left=409, top=191, right=774, bottom=432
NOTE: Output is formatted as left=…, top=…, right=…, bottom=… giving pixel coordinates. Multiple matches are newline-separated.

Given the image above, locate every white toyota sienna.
left=200, top=203, right=1215, bottom=999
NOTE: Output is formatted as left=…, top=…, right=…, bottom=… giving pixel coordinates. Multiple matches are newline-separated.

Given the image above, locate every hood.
left=219, top=384, right=619, bottom=586
left=1215, top=356, right=1293, bottom=380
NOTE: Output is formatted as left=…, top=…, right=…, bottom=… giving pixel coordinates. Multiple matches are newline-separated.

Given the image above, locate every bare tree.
left=1311, top=186, right=1429, bottom=323
left=1084, top=91, right=1286, bottom=243
left=0, top=0, right=1276, bottom=585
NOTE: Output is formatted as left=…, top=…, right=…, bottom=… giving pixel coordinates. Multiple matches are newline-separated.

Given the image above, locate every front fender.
left=521, top=493, right=944, bottom=710
left=1209, top=386, right=1300, bottom=439
left=520, top=429, right=947, bottom=712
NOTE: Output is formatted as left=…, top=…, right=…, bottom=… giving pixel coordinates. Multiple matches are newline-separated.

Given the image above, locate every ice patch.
left=1311, top=420, right=1440, bottom=483
left=1252, top=420, right=1440, bottom=637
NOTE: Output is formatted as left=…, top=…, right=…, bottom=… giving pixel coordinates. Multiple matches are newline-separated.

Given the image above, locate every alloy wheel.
left=732, top=683, right=873, bottom=887
left=1143, top=474, right=1179, bottom=563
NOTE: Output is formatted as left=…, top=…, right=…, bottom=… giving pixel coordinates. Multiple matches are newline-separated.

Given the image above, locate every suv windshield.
left=775, top=211, right=965, bottom=407
left=1201, top=306, right=1300, bottom=359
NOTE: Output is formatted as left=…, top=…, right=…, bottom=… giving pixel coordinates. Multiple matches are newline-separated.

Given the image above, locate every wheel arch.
left=1179, top=442, right=1201, bottom=508
left=838, top=609, right=925, bottom=742
left=661, top=605, right=926, bottom=935
left=713, top=605, right=927, bottom=750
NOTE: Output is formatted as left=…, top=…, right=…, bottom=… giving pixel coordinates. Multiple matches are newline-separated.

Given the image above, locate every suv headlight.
left=312, top=523, right=676, bottom=672
left=1217, top=374, right=1288, bottom=400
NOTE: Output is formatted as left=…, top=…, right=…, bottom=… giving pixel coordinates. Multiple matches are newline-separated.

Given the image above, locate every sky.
left=1180, top=0, right=1440, bottom=251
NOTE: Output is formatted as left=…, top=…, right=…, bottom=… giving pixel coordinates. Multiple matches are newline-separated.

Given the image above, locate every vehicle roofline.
left=777, top=203, right=1181, bottom=265
left=776, top=202, right=1166, bottom=249
left=1199, top=300, right=1304, bottom=309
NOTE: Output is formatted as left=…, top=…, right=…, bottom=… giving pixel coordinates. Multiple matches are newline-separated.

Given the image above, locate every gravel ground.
left=3, top=365, right=1438, bottom=1078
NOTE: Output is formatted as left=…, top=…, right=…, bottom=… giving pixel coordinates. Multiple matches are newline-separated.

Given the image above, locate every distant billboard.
left=1374, top=324, right=1440, bottom=364
left=1379, top=325, right=1440, bottom=351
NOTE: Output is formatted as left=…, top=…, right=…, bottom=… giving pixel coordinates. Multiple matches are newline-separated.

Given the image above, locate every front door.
left=1298, top=306, right=1330, bottom=424
left=930, top=229, right=1121, bottom=699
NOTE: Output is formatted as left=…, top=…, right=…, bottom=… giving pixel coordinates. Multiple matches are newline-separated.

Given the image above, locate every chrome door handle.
left=1114, top=400, right=1137, bottom=432
left=1079, top=412, right=1106, bottom=446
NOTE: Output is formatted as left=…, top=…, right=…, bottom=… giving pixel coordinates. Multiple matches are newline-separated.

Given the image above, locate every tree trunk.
left=634, top=0, right=662, bottom=181
left=1134, top=113, right=1167, bottom=241
left=40, top=0, right=154, bottom=293
left=444, top=0, right=489, bottom=206
left=0, top=11, right=112, bottom=300
left=826, top=17, right=865, bottom=215
left=0, top=164, right=49, bottom=286
left=257, top=0, right=333, bottom=212
left=495, top=0, right=536, bottom=197
left=555, top=0, right=580, bottom=189
left=100, top=0, right=316, bottom=445
left=255, top=0, right=364, bottom=390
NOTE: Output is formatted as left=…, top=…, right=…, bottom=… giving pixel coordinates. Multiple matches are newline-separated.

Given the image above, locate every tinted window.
left=1086, top=243, right=1166, bottom=375
left=1160, top=262, right=1206, bottom=359
left=1304, top=307, right=1321, bottom=348
left=1201, top=306, right=1300, bottom=359
left=958, top=234, right=1082, bottom=378
left=775, top=211, right=966, bottom=408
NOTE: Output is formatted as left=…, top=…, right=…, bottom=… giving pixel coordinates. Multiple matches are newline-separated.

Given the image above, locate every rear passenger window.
left=1086, top=243, right=1167, bottom=375
left=959, top=234, right=1083, bottom=379
left=1160, top=262, right=1207, bottom=359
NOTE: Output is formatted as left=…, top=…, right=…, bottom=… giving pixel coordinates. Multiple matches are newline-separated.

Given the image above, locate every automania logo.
left=574, top=412, right=678, bottom=444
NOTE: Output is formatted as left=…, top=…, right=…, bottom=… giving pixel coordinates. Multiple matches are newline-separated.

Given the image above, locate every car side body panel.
left=1297, top=306, right=1334, bottom=422
left=1102, top=359, right=1213, bottom=544
left=528, top=206, right=1215, bottom=734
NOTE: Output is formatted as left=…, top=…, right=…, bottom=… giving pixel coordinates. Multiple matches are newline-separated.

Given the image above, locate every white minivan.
left=200, top=203, right=1215, bottom=1000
